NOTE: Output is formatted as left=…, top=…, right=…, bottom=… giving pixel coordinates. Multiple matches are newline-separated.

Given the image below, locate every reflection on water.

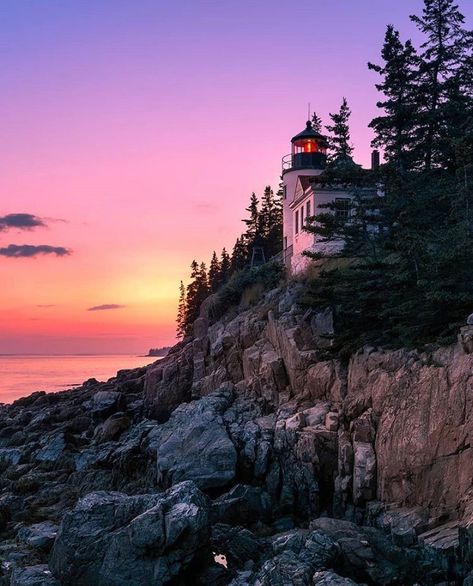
left=0, top=354, right=159, bottom=404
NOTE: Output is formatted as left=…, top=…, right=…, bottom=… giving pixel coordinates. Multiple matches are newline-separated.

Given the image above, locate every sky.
left=1, top=0, right=472, bottom=355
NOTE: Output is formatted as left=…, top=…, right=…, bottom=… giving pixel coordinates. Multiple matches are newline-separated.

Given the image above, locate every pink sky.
left=1, top=0, right=472, bottom=354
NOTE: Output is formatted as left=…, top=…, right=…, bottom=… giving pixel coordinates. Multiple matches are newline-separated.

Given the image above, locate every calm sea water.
left=0, top=354, right=159, bottom=404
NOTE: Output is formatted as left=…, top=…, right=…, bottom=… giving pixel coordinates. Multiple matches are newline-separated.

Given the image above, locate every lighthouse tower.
left=281, top=121, right=328, bottom=266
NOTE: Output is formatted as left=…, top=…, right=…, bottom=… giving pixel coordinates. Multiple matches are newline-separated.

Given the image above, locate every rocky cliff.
left=1, top=283, right=473, bottom=585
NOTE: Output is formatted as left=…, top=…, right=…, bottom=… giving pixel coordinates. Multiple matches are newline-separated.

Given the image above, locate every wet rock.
left=49, top=481, right=210, bottom=586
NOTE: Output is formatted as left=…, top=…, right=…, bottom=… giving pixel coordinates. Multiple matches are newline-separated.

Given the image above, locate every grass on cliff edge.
left=208, top=261, right=285, bottom=321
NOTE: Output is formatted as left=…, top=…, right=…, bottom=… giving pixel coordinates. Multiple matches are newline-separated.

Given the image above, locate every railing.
left=282, top=152, right=326, bottom=173
left=268, top=245, right=293, bottom=270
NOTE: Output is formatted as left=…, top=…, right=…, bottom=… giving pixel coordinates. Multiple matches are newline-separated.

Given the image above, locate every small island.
left=147, top=346, right=171, bottom=357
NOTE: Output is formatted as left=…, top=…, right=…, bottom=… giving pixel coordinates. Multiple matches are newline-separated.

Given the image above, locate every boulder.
left=310, top=517, right=411, bottom=584
left=144, top=342, right=194, bottom=420
left=252, top=529, right=339, bottom=586
left=49, top=481, right=210, bottom=586
left=35, top=433, right=65, bottom=463
left=151, top=389, right=237, bottom=490
left=88, top=390, right=123, bottom=417
left=17, top=521, right=58, bottom=552
left=94, top=412, right=131, bottom=443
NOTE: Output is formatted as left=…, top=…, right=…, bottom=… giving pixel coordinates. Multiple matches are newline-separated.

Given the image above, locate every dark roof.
left=299, top=176, right=316, bottom=191
left=331, top=153, right=361, bottom=169
left=291, top=121, right=328, bottom=146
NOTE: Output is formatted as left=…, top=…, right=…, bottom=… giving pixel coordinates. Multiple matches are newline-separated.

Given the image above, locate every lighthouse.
left=281, top=120, right=379, bottom=274
left=281, top=120, right=328, bottom=268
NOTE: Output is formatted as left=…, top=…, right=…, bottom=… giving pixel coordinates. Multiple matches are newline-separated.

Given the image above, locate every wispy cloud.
left=0, top=213, right=46, bottom=231
left=0, top=244, right=71, bottom=258
left=192, top=201, right=219, bottom=213
left=87, top=304, right=126, bottom=312
left=36, top=304, right=57, bottom=308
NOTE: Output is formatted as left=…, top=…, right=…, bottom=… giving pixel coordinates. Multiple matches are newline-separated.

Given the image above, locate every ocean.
left=0, top=354, right=159, bottom=404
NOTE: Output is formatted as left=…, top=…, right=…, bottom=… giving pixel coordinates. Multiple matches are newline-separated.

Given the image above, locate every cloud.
left=0, top=213, right=46, bottom=231
left=87, top=304, right=126, bottom=312
left=192, top=201, right=219, bottom=213
left=0, top=244, right=71, bottom=258
left=36, top=304, right=57, bottom=308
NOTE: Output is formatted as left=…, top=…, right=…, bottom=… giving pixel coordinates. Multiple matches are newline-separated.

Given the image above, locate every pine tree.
left=220, top=248, right=231, bottom=284
left=185, top=260, right=209, bottom=330
left=410, top=0, right=472, bottom=169
left=231, top=236, right=248, bottom=272
left=311, top=111, right=323, bottom=133
left=242, top=193, right=260, bottom=246
left=259, top=185, right=283, bottom=258
left=326, top=98, right=354, bottom=160
left=368, top=25, right=418, bottom=175
left=176, top=280, right=187, bottom=338
left=208, top=251, right=221, bottom=292
left=302, top=1, right=473, bottom=352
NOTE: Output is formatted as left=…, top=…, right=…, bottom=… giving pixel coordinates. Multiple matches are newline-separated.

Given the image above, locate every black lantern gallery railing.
left=282, top=152, right=327, bottom=173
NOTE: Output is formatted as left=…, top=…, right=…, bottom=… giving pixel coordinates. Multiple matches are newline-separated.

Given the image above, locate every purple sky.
left=0, top=0, right=472, bottom=354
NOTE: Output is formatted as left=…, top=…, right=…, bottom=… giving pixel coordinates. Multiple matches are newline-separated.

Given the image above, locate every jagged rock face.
left=346, top=346, right=473, bottom=516
left=2, top=283, right=473, bottom=584
left=49, top=481, right=209, bottom=586
left=143, top=286, right=473, bottom=526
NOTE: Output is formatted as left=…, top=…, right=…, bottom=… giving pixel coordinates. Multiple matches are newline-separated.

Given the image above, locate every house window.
left=284, top=236, right=287, bottom=249
left=335, top=198, right=350, bottom=222
left=295, top=210, right=299, bottom=234
left=306, top=200, right=311, bottom=220
left=283, top=185, right=287, bottom=200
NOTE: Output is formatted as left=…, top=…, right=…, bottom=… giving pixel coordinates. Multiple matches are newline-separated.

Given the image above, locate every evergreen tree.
left=208, top=251, right=221, bottom=292
left=220, top=248, right=231, bottom=284
left=311, top=111, right=323, bottom=133
left=410, top=0, right=472, bottom=169
left=302, top=1, right=473, bottom=353
left=231, top=236, right=248, bottom=272
left=368, top=25, right=418, bottom=175
left=260, top=185, right=283, bottom=258
left=242, top=193, right=260, bottom=247
left=185, top=260, right=209, bottom=329
left=326, top=98, right=354, bottom=160
left=176, top=280, right=187, bottom=338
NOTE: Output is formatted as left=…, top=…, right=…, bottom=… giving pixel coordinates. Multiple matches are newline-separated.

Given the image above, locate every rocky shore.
left=1, top=283, right=473, bottom=585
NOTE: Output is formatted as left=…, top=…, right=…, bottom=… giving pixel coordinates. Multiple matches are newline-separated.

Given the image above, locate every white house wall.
left=289, top=188, right=355, bottom=274
left=282, top=169, right=321, bottom=252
